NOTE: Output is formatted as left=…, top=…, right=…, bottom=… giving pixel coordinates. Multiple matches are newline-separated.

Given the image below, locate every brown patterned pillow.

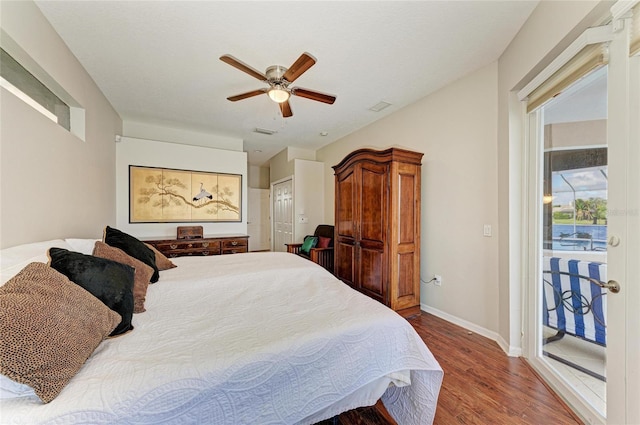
left=93, top=241, right=153, bottom=313
left=144, top=243, right=177, bottom=271
left=0, top=262, right=120, bottom=403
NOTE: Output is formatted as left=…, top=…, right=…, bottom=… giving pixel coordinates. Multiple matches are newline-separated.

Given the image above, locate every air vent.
left=254, top=127, right=277, bottom=135
left=369, top=101, right=392, bottom=112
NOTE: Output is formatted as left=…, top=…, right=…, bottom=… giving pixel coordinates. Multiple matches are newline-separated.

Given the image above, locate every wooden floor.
left=318, top=313, right=583, bottom=425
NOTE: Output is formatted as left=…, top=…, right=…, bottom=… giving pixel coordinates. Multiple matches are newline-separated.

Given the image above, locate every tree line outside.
left=553, top=197, right=607, bottom=225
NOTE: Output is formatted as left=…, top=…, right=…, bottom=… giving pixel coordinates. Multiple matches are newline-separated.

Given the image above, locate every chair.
left=542, top=256, right=607, bottom=381
left=286, top=225, right=334, bottom=273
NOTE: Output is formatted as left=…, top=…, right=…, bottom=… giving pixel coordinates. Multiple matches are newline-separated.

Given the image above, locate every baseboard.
left=420, top=304, right=522, bottom=357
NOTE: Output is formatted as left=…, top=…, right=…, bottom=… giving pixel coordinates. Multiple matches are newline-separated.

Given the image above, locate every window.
left=544, top=148, right=608, bottom=251
left=0, top=47, right=70, bottom=131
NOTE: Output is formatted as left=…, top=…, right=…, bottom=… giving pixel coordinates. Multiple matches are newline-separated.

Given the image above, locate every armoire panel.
left=333, top=148, right=423, bottom=318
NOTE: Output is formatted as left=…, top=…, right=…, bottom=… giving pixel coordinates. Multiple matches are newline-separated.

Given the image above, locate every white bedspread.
left=1, top=252, right=443, bottom=424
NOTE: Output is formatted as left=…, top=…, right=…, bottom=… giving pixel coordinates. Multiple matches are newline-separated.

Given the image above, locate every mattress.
left=1, top=252, right=443, bottom=424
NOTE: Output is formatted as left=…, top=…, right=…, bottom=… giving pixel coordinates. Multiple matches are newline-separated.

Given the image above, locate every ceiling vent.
left=369, top=101, right=392, bottom=112
left=254, top=127, right=277, bottom=135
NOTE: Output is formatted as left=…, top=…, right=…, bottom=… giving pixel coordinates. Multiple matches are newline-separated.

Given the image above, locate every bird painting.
left=193, top=183, right=213, bottom=202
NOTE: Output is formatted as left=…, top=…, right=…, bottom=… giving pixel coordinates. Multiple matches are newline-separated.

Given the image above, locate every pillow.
left=65, top=238, right=101, bottom=255
left=0, top=239, right=73, bottom=285
left=0, top=262, right=120, bottom=403
left=104, top=226, right=159, bottom=283
left=93, top=241, right=152, bottom=313
left=48, top=248, right=134, bottom=336
left=300, top=236, right=318, bottom=255
left=317, top=236, right=331, bottom=249
left=144, top=243, right=177, bottom=271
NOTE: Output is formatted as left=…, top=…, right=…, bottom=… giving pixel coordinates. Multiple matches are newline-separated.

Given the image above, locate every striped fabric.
left=542, top=256, right=607, bottom=346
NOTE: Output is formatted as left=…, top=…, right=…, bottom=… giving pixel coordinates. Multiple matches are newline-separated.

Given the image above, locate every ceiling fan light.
left=268, top=88, right=290, bottom=103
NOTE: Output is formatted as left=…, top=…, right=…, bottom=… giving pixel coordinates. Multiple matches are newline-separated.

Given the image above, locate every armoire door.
left=335, top=167, right=356, bottom=287
left=357, top=161, right=388, bottom=304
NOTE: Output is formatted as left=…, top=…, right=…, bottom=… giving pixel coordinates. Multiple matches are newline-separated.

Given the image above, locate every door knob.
left=603, top=280, right=621, bottom=294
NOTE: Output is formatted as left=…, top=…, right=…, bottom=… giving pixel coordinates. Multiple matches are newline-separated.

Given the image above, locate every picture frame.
left=129, top=165, right=242, bottom=223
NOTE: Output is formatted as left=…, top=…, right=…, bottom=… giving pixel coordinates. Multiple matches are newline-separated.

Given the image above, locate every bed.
left=0, top=239, right=443, bottom=424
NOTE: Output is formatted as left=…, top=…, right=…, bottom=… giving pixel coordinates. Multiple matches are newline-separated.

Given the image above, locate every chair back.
left=313, top=225, right=335, bottom=247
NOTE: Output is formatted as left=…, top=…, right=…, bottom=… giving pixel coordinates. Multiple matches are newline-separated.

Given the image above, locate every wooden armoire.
left=333, top=148, right=423, bottom=318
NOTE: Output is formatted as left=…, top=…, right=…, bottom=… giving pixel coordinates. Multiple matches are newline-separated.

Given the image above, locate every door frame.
left=519, top=6, right=639, bottom=424
left=270, top=176, right=294, bottom=252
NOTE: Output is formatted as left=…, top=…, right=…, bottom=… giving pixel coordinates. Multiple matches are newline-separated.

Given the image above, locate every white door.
left=247, top=188, right=270, bottom=251
left=272, top=179, right=293, bottom=252
left=523, top=12, right=639, bottom=424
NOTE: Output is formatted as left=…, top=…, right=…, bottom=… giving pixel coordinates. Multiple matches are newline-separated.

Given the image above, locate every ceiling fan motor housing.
left=266, top=65, right=289, bottom=85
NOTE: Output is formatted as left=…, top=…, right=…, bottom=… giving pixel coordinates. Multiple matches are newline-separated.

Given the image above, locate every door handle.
left=604, top=280, right=621, bottom=294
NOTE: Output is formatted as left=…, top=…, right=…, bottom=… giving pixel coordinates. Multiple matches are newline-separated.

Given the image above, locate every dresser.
left=144, top=234, right=248, bottom=258
left=333, top=148, right=423, bottom=318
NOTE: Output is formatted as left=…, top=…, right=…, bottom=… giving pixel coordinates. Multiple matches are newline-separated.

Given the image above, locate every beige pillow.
left=0, top=262, right=120, bottom=403
left=93, top=241, right=153, bottom=313
left=144, top=243, right=177, bottom=271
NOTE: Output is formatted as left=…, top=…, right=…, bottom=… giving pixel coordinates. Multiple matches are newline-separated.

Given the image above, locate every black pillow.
left=48, top=248, right=134, bottom=337
left=104, top=226, right=159, bottom=283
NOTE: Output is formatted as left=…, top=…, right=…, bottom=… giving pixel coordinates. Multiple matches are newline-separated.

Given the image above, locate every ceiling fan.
left=220, top=52, right=336, bottom=118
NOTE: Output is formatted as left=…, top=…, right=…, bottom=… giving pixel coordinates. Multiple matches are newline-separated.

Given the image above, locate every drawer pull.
left=170, top=244, right=178, bottom=249
left=202, top=251, right=209, bottom=255
left=202, top=242, right=209, bottom=248
left=231, top=241, right=238, bottom=246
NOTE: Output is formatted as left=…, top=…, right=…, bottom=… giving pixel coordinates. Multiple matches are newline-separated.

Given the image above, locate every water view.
left=550, top=224, right=607, bottom=251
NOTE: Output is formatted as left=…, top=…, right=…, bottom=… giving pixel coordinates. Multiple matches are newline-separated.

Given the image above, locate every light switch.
left=483, top=224, right=492, bottom=237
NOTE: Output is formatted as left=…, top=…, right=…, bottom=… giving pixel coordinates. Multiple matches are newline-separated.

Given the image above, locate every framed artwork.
left=129, top=165, right=242, bottom=223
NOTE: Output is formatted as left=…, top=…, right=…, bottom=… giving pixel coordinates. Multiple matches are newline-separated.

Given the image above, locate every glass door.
left=538, top=67, right=608, bottom=417
left=524, top=7, right=639, bottom=423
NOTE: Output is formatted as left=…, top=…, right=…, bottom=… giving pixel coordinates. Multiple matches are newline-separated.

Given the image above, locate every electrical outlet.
left=434, top=274, right=442, bottom=286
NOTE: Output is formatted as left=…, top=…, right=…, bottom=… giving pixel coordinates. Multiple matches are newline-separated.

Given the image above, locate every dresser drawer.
left=222, top=246, right=248, bottom=254
left=144, top=235, right=248, bottom=258
left=221, top=238, right=248, bottom=254
left=152, top=240, right=221, bottom=257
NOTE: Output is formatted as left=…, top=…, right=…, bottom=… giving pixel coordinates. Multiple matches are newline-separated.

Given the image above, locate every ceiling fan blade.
left=282, top=52, right=316, bottom=83
left=279, top=100, right=293, bottom=118
left=292, top=87, right=336, bottom=105
left=227, top=88, right=267, bottom=102
left=220, top=55, right=266, bottom=81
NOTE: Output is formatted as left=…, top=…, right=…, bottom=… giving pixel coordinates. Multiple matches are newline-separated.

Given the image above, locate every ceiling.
left=35, top=1, right=538, bottom=166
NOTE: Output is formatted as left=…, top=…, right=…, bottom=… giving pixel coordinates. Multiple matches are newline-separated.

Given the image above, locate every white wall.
left=248, top=165, right=270, bottom=189
left=123, top=121, right=242, bottom=152
left=317, top=62, right=500, bottom=333
left=115, top=136, right=247, bottom=238
left=269, top=148, right=294, bottom=183
left=0, top=1, right=122, bottom=248
left=293, top=159, right=324, bottom=242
